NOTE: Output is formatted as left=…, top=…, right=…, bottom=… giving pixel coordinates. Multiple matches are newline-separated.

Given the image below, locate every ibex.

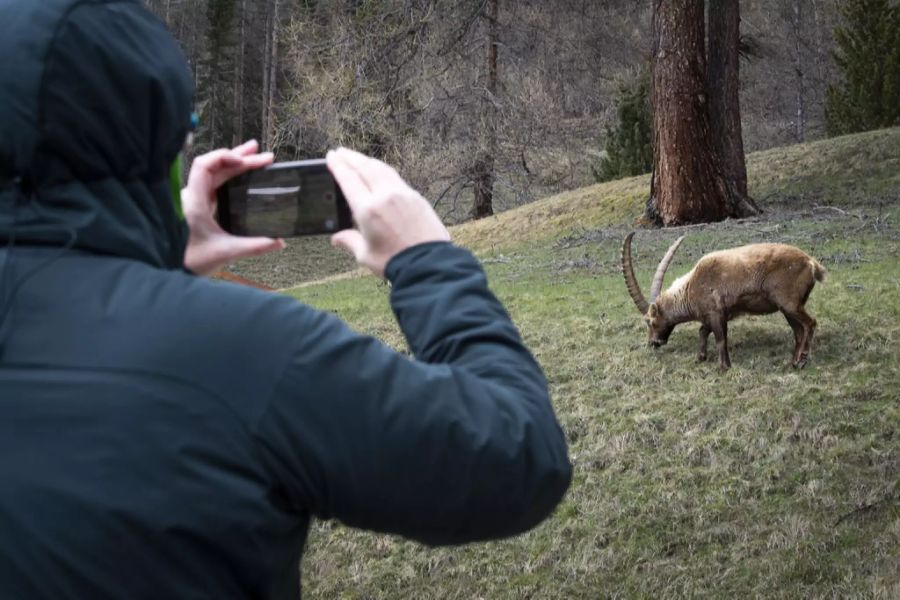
left=621, top=233, right=826, bottom=370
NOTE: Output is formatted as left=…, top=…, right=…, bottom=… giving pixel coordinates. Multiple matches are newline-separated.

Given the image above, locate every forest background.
left=145, top=0, right=843, bottom=223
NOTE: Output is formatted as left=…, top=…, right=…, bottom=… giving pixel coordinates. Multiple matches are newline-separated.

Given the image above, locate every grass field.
left=278, top=128, right=899, bottom=598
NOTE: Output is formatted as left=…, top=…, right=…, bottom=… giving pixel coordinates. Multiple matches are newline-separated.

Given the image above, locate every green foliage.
left=592, top=73, right=652, bottom=183
left=826, top=0, right=900, bottom=136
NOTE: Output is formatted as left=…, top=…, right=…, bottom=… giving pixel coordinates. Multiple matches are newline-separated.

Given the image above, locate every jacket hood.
left=0, top=0, right=195, bottom=269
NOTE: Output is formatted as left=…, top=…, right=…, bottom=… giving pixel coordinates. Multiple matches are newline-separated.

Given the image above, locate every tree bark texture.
left=811, top=0, right=828, bottom=86
left=647, top=0, right=758, bottom=226
left=791, top=0, right=806, bottom=142
left=232, top=0, right=245, bottom=147
left=707, top=0, right=749, bottom=198
left=261, top=0, right=278, bottom=152
left=266, top=0, right=278, bottom=151
left=472, top=0, right=498, bottom=219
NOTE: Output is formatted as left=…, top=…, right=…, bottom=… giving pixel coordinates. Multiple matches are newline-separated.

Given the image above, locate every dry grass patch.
left=269, top=130, right=900, bottom=598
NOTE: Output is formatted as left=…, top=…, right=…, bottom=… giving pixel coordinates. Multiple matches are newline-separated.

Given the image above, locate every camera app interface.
left=226, top=166, right=340, bottom=237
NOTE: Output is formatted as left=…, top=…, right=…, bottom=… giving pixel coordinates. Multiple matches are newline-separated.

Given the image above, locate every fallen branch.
left=811, top=204, right=849, bottom=216
left=482, top=255, right=513, bottom=264
left=834, top=485, right=898, bottom=526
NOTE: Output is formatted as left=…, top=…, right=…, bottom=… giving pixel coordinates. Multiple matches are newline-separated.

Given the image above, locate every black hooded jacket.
left=0, top=1, right=572, bottom=598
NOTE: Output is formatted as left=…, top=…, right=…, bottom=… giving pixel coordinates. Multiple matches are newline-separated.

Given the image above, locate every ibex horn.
left=621, top=232, right=649, bottom=314
left=649, top=235, right=685, bottom=303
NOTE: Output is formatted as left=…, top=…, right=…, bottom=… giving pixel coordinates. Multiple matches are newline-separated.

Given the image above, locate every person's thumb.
left=231, top=236, right=286, bottom=258
left=331, top=229, right=367, bottom=262
left=185, top=235, right=285, bottom=276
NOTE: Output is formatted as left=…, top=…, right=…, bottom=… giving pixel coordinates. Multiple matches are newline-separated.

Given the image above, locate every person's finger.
left=209, top=152, right=274, bottom=190
left=333, top=147, right=404, bottom=191
left=190, top=149, right=233, bottom=176
left=231, top=139, right=259, bottom=156
left=192, top=147, right=271, bottom=177
left=242, top=152, right=274, bottom=168
left=330, top=229, right=367, bottom=261
left=327, top=149, right=372, bottom=214
left=184, top=233, right=285, bottom=276
left=229, top=236, right=286, bottom=257
left=210, top=236, right=286, bottom=267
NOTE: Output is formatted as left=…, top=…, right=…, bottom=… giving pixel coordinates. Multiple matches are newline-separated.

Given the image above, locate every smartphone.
left=216, top=159, right=352, bottom=237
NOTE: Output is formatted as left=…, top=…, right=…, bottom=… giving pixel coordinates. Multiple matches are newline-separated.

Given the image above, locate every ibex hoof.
left=792, top=356, right=809, bottom=369
left=697, top=353, right=707, bottom=362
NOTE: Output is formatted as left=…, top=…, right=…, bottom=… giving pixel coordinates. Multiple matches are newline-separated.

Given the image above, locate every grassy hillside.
left=284, top=128, right=899, bottom=598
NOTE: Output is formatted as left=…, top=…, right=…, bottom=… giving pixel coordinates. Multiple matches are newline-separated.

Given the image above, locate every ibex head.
left=621, top=232, right=685, bottom=348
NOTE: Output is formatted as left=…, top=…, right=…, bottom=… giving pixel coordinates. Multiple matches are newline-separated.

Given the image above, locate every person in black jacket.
left=0, top=1, right=572, bottom=598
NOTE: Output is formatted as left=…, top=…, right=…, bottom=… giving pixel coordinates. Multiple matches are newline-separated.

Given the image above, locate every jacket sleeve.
left=255, top=242, right=572, bottom=546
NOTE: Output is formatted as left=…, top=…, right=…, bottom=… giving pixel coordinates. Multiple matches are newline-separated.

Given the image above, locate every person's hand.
left=327, top=148, right=451, bottom=277
left=182, top=140, right=286, bottom=276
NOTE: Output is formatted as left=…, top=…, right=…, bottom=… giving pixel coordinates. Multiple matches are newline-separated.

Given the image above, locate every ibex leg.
left=697, top=324, right=711, bottom=361
left=793, top=308, right=817, bottom=368
left=782, top=311, right=805, bottom=364
left=712, top=316, right=731, bottom=371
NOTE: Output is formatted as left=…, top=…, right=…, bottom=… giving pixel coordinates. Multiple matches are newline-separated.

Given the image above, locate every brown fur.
left=627, top=239, right=825, bottom=370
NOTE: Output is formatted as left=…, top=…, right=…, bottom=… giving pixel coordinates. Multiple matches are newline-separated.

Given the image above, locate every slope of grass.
left=229, top=127, right=899, bottom=289
left=283, top=129, right=900, bottom=598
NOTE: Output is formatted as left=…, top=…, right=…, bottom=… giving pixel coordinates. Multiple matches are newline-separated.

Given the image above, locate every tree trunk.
left=811, top=0, right=828, bottom=86
left=261, top=0, right=273, bottom=151
left=264, top=0, right=279, bottom=152
left=472, top=0, right=498, bottom=220
left=189, top=3, right=200, bottom=101
left=791, top=0, right=806, bottom=142
left=232, top=0, right=245, bottom=147
left=647, top=0, right=758, bottom=226
left=707, top=0, right=749, bottom=198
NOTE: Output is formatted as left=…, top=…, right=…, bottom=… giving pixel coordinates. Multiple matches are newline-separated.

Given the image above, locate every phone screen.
left=217, top=160, right=352, bottom=237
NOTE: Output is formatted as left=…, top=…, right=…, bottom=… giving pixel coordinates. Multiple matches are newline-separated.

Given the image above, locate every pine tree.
left=593, top=73, right=651, bottom=183
left=826, top=0, right=900, bottom=136
left=200, top=0, right=238, bottom=151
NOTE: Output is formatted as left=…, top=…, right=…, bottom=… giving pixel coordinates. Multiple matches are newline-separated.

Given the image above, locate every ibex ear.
left=648, top=303, right=659, bottom=318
